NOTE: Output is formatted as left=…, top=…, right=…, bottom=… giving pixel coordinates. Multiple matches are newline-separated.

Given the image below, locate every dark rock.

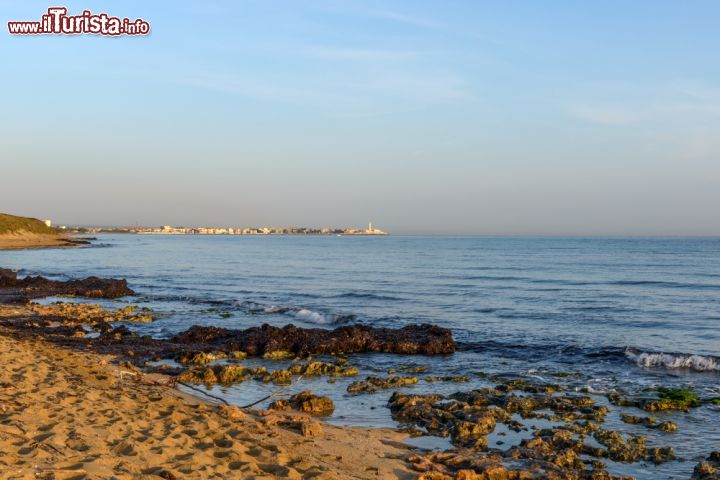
left=98, top=325, right=137, bottom=342
left=0, top=270, right=133, bottom=303
left=59, top=238, right=92, bottom=246
left=0, top=268, right=17, bottom=281
left=694, top=452, right=720, bottom=479
left=171, top=323, right=455, bottom=356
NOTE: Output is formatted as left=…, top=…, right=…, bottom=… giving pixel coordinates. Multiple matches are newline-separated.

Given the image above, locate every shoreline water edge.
left=1, top=264, right=719, bottom=479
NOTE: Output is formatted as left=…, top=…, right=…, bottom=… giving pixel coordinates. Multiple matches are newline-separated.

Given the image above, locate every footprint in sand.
left=38, top=422, right=58, bottom=432
left=259, top=463, right=302, bottom=479
left=213, top=437, right=234, bottom=448
left=33, top=431, right=55, bottom=443
left=111, top=440, right=137, bottom=456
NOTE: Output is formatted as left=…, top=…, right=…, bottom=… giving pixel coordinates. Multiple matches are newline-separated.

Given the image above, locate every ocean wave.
left=625, top=349, right=720, bottom=372
left=332, top=292, right=402, bottom=301
left=137, top=294, right=237, bottom=306
left=577, top=383, right=611, bottom=395
left=523, top=278, right=720, bottom=290
left=289, top=307, right=356, bottom=325
left=292, top=308, right=334, bottom=324
left=473, top=308, right=498, bottom=313
left=239, top=301, right=355, bottom=325
left=456, top=338, right=631, bottom=364
left=610, top=280, right=720, bottom=290
left=122, top=294, right=358, bottom=326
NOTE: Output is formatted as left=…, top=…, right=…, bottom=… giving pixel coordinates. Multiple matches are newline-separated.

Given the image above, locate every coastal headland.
left=0, top=213, right=90, bottom=250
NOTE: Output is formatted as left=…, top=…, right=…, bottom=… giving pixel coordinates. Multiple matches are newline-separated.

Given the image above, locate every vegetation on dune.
left=0, top=213, right=57, bottom=235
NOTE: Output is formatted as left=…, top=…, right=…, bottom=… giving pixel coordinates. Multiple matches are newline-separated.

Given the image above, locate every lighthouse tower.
left=368, top=222, right=373, bottom=233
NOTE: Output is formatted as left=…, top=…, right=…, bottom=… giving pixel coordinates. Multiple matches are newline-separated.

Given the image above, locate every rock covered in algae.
left=176, top=360, right=357, bottom=388
left=177, top=364, right=259, bottom=386
left=347, top=375, right=419, bottom=394
left=262, top=412, right=323, bottom=437
left=693, top=452, right=720, bottom=479
left=263, top=369, right=292, bottom=385
left=644, top=387, right=701, bottom=412
left=262, top=350, right=294, bottom=360
left=269, top=390, right=334, bottom=416
left=592, top=429, right=675, bottom=464
left=177, top=351, right=224, bottom=365
left=425, top=376, right=469, bottom=383
left=288, top=360, right=358, bottom=377
left=619, top=413, right=677, bottom=432
left=389, top=381, right=677, bottom=479
left=27, top=302, right=152, bottom=328
left=609, top=387, right=702, bottom=412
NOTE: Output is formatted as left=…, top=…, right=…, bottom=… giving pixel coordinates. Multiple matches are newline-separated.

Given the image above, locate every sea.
left=2, top=234, right=719, bottom=478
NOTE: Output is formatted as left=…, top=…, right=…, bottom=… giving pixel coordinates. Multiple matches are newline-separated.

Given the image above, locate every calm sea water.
left=3, top=235, right=720, bottom=478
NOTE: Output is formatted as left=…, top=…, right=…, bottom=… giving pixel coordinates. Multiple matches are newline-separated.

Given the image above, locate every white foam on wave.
left=262, top=305, right=285, bottom=314
left=293, top=308, right=333, bottom=324
left=577, top=384, right=608, bottom=395
left=625, top=349, right=720, bottom=372
left=237, top=300, right=350, bottom=325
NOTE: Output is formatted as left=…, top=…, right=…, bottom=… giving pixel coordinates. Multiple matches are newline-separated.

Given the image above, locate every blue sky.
left=2, top=0, right=719, bottom=234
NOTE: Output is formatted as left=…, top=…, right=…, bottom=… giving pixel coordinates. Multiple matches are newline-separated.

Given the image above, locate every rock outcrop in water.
left=270, top=391, right=335, bottom=416
left=1, top=304, right=455, bottom=367
left=171, top=323, right=456, bottom=356
left=0, top=269, right=134, bottom=303
left=693, top=452, right=720, bottom=479
left=0, top=269, right=454, bottom=357
left=0, top=268, right=16, bottom=281
left=347, top=375, right=419, bottom=394
left=395, top=380, right=676, bottom=479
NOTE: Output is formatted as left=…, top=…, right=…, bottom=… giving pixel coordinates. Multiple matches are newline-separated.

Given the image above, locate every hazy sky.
left=2, top=1, right=719, bottom=234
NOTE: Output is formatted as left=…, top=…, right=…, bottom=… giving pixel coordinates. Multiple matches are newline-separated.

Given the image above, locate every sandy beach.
left=0, top=233, right=88, bottom=250
left=0, top=304, right=417, bottom=480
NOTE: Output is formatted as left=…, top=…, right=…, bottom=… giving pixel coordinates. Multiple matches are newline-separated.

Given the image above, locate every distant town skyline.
left=3, top=1, right=720, bottom=235
left=68, top=222, right=388, bottom=236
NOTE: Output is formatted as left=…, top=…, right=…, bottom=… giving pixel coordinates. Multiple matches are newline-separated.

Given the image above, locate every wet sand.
left=0, top=306, right=416, bottom=479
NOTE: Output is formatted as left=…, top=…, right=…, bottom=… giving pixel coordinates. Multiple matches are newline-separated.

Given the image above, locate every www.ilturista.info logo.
left=8, top=7, right=150, bottom=36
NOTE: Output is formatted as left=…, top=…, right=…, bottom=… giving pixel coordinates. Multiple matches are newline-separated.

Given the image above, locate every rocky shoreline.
left=1, top=269, right=718, bottom=479
left=0, top=268, right=131, bottom=303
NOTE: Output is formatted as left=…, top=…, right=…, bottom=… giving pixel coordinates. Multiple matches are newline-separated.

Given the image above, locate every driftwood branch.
left=239, top=374, right=304, bottom=409
left=239, top=392, right=285, bottom=409
left=175, top=381, right=230, bottom=405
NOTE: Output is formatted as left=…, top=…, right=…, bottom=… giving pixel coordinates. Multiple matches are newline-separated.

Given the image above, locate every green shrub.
left=0, top=213, right=57, bottom=235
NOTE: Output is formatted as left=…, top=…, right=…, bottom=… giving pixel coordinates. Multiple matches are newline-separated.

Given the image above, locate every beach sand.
left=0, top=233, right=84, bottom=250
left=0, top=308, right=417, bottom=479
